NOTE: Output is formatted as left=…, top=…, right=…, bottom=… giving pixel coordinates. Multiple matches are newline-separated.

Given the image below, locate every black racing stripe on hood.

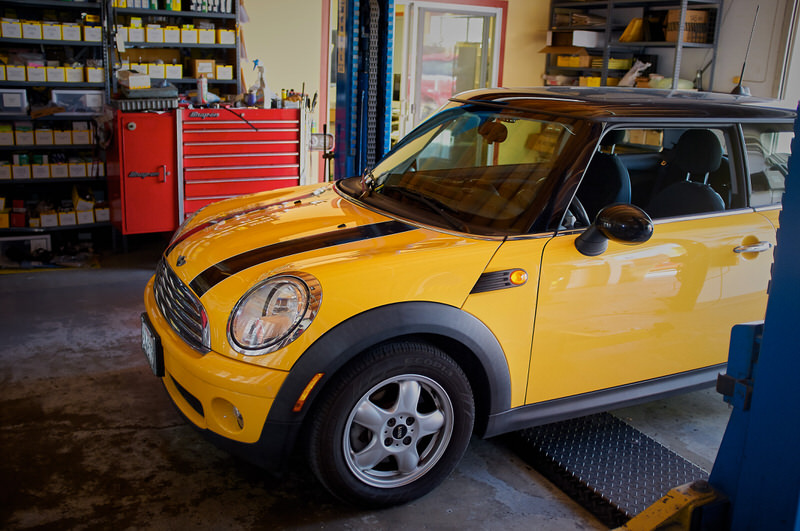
left=189, top=220, right=416, bottom=297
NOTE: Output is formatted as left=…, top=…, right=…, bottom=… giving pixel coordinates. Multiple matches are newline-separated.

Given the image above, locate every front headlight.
left=228, top=273, right=322, bottom=356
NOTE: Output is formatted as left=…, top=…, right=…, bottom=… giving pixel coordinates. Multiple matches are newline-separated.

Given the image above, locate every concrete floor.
left=0, top=239, right=732, bottom=530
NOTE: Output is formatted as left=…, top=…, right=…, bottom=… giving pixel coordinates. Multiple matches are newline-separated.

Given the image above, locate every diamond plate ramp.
left=514, top=413, right=708, bottom=527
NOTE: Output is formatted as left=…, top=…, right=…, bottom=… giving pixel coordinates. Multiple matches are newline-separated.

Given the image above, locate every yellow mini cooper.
left=142, top=87, right=794, bottom=507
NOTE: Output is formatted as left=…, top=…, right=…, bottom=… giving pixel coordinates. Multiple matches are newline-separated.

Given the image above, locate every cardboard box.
left=541, top=30, right=601, bottom=54
left=148, top=64, right=166, bottom=79
left=54, top=130, right=72, bottom=145
left=556, top=54, right=591, bottom=68
left=27, top=66, right=46, bottom=82
left=0, top=165, right=10, bottom=180
left=68, top=162, right=87, bottom=177
left=84, top=25, right=102, bottom=42
left=197, top=28, right=215, bottom=44
left=58, top=210, right=77, bottom=226
left=14, top=131, right=33, bottom=146
left=192, top=59, right=215, bottom=79
left=31, top=164, right=50, bottom=179
left=72, top=130, right=91, bottom=144
left=62, top=23, right=81, bottom=41
left=117, top=70, right=150, bottom=89
left=12, top=164, right=31, bottom=179
left=216, top=65, right=233, bottom=80
left=46, top=66, right=66, bottom=83
left=181, top=28, right=198, bottom=43
left=6, top=65, right=26, bottom=81
left=94, top=206, right=110, bottom=222
left=77, top=209, right=95, bottom=224
left=164, top=26, right=180, bottom=43
left=0, top=65, right=4, bottom=81
left=217, top=29, right=235, bottom=44
left=28, top=216, right=40, bottom=228
left=22, top=21, right=42, bottom=40
left=11, top=210, right=25, bottom=227
left=86, top=66, right=105, bottom=83
left=165, top=64, right=182, bottom=79
left=72, top=186, right=94, bottom=211
left=128, top=26, right=145, bottom=42
left=666, top=9, right=709, bottom=43
left=146, top=25, right=163, bottom=43
left=0, top=129, right=12, bottom=145
left=40, top=211, right=59, bottom=227
left=66, top=66, right=84, bottom=82
left=1, top=19, right=22, bottom=39
left=0, top=89, right=27, bottom=114
left=42, top=23, right=62, bottom=40
left=50, top=163, right=69, bottom=178
left=34, top=129, right=53, bottom=145
left=0, top=210, right=9, bottom=229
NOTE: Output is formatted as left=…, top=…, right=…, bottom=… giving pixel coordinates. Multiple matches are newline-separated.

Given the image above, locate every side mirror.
left=575, top=203, right=653, bottom=256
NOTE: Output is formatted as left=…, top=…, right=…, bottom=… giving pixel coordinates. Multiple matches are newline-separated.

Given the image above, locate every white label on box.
left=77, top=210, right=94, bottom=224
left=54, top=131, right=71, bottom=144
left=84, top=26, right=102, bottom=42
left=22, top=23, right=42, bottom=40
left=164, top=29, right=180, bottom=42
left=68, top=163, right=87, bottom=177
left=46, top=67, right=65, bottom=82
left=0, top=132, right=13, bottom=145
left=32, top=164, right=50, bottom=179
left=1, top=22, right=22, bottom=39
left=66, top=68, right=83, bottom=82
left=12, top=165, right=31, bottom=179
left=86, top=67, right=104, bottom=83
left=42, top=24, right=61, bottom=40
left=181, top=29, right=197, bottom=43
left=198, top=29, right=214, bottom=44
left=95, top=208, right=110, bottom=222
left=35, top=130, right=53, bottom=145
left=15, top=132, right=33, bottom=145
left=165, top=65, right=182, bottom=79
left=72, top=131, right=90, bottom=144
left=129, top=27, right=144, bottom=42
left=62, top=25, right=81, bottom=41
left=85, top=94, right=103, bottom=112
left=3, top=93, right=22, bottom=109
left=216, top=66, right=233, bottom=80
left=41, top=213, right=58, bottom=227
left=27, top=67, right=46, bottom=82
left=51, top=164, right=69, bottom=178
left=0, top=166, right=10, bottom=180
left=6, top=66, right=26, bottom=81
left=148, top=64, right=165, bottom=78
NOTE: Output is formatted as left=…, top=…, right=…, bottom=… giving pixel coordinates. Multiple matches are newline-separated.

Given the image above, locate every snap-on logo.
left=129, top=171, right=159, bottom=178
left=189, top=111, right=219, bottom=118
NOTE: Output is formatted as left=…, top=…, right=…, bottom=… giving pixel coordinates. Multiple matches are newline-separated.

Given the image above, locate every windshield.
left=338, top=104, right=591, bottom=235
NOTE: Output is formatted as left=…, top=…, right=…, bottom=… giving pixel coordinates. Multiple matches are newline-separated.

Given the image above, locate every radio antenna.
left=732, top=5, right=759, bottom=95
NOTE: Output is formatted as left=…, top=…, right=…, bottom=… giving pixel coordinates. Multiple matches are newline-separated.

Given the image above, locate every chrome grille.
left=154, top=259, right=210, bottom=353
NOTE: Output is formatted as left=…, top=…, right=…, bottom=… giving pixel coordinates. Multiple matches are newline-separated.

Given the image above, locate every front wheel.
left=305, top=341, right=474, bottom=507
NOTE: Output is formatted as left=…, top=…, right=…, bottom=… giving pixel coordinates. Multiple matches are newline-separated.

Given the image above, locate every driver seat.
left=577, top=130, right=632, bottom=221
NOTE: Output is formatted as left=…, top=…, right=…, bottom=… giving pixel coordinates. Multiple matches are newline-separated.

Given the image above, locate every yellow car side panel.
left=200, top=227, right=502, bottom=371
left=527, top=212, right=775, bottom=403
left=461, top=237, right=549, bottom=408
left=144, top=277, right=288, bottom=444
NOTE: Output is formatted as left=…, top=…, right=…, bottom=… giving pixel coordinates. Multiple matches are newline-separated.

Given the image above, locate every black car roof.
left=451, top=87, right=797, bottom=122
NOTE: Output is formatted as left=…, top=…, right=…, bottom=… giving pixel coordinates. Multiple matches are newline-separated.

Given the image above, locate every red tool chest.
left=178, top=108, right=304, bottom=219
left=109, top=107, right=305, bottom=235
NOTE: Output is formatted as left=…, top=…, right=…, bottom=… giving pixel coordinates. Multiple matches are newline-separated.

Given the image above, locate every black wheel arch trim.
left=273, top=301, right=513, bottom=426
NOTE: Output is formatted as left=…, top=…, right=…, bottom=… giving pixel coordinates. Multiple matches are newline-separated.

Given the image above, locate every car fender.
left=269, top=301, right=512, bottom=435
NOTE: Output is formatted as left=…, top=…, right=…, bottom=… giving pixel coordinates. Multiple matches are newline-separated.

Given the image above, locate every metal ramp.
left=514, top=412, right=708, bottom=527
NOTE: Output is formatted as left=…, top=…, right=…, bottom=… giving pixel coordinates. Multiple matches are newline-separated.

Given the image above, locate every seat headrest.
left=674, top=129, right=722, bottom=174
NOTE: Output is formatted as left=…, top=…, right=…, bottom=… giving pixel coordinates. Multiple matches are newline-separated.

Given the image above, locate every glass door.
left=393, top=2, right=503, bottom=143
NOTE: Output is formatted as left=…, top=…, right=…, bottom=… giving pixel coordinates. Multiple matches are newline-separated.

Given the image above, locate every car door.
left=525, top=126, right=776, bottom=405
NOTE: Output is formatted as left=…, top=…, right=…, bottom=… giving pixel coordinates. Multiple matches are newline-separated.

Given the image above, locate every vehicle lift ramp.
left=520, top=111, right=800, bottom=530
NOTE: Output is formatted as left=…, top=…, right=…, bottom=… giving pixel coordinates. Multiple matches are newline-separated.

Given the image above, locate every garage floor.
left=0, top=239, right=732, bottom=530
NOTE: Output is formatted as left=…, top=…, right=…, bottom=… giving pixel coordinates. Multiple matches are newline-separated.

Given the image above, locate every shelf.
left=0, top=0, right=101, bottom=9
left=553, top=0, right=720, bottom=6
left=0, top=145, right=96, bottom=152
left=166, top=78, right=237, bottom=85
left=122, top=41, right=236, bottom=49
left=0, top=81, right=105, bottom=89
left=0, top=38, right=103, bottom=47
left=114, top=7, right=235, bottom=20
left=0, top=177, right=105, bottom=183
left=613, top=41, right=715, bottom=48
left=0, top=114, right=100, bottom=121
left=0, top=221, right=110, bottom=234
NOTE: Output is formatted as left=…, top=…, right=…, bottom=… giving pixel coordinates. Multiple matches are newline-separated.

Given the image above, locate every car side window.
left=743, top=124, right=793, bottom=208
left=576, top=126, right=738, bottom=223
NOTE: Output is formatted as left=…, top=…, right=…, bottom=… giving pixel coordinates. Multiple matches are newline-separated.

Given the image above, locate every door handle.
left=733, top=241, right=773, bottom=254
left=159, top=164, right=170, bottom=183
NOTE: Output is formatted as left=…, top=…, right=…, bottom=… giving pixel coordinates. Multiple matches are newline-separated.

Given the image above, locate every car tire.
left=305, top=341, right=474, bottom=507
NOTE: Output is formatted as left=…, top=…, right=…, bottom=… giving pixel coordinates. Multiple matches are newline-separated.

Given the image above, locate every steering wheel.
left=569, top=195, right=591, bottom=228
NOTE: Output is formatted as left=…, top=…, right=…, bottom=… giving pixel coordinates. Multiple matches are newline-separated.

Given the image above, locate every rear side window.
left=743, top=124, right=794, bottom=207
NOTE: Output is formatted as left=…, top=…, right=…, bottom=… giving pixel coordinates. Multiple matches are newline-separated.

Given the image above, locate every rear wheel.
left=305, top=341, right=474, bottom=507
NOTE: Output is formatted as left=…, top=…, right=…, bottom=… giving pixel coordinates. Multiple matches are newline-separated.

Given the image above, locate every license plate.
left=141, top=313, right=164, bottom=377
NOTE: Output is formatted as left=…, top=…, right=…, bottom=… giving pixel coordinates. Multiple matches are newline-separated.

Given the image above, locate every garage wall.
left=500, top=0, right=550, bottom=88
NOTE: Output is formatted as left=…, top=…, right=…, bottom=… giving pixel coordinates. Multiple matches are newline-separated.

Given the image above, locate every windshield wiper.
left=383, top=185, right=471, bottom=233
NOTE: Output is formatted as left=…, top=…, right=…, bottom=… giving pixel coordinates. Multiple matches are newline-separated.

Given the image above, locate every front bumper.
left=143, top=276, right=290, bottom=448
